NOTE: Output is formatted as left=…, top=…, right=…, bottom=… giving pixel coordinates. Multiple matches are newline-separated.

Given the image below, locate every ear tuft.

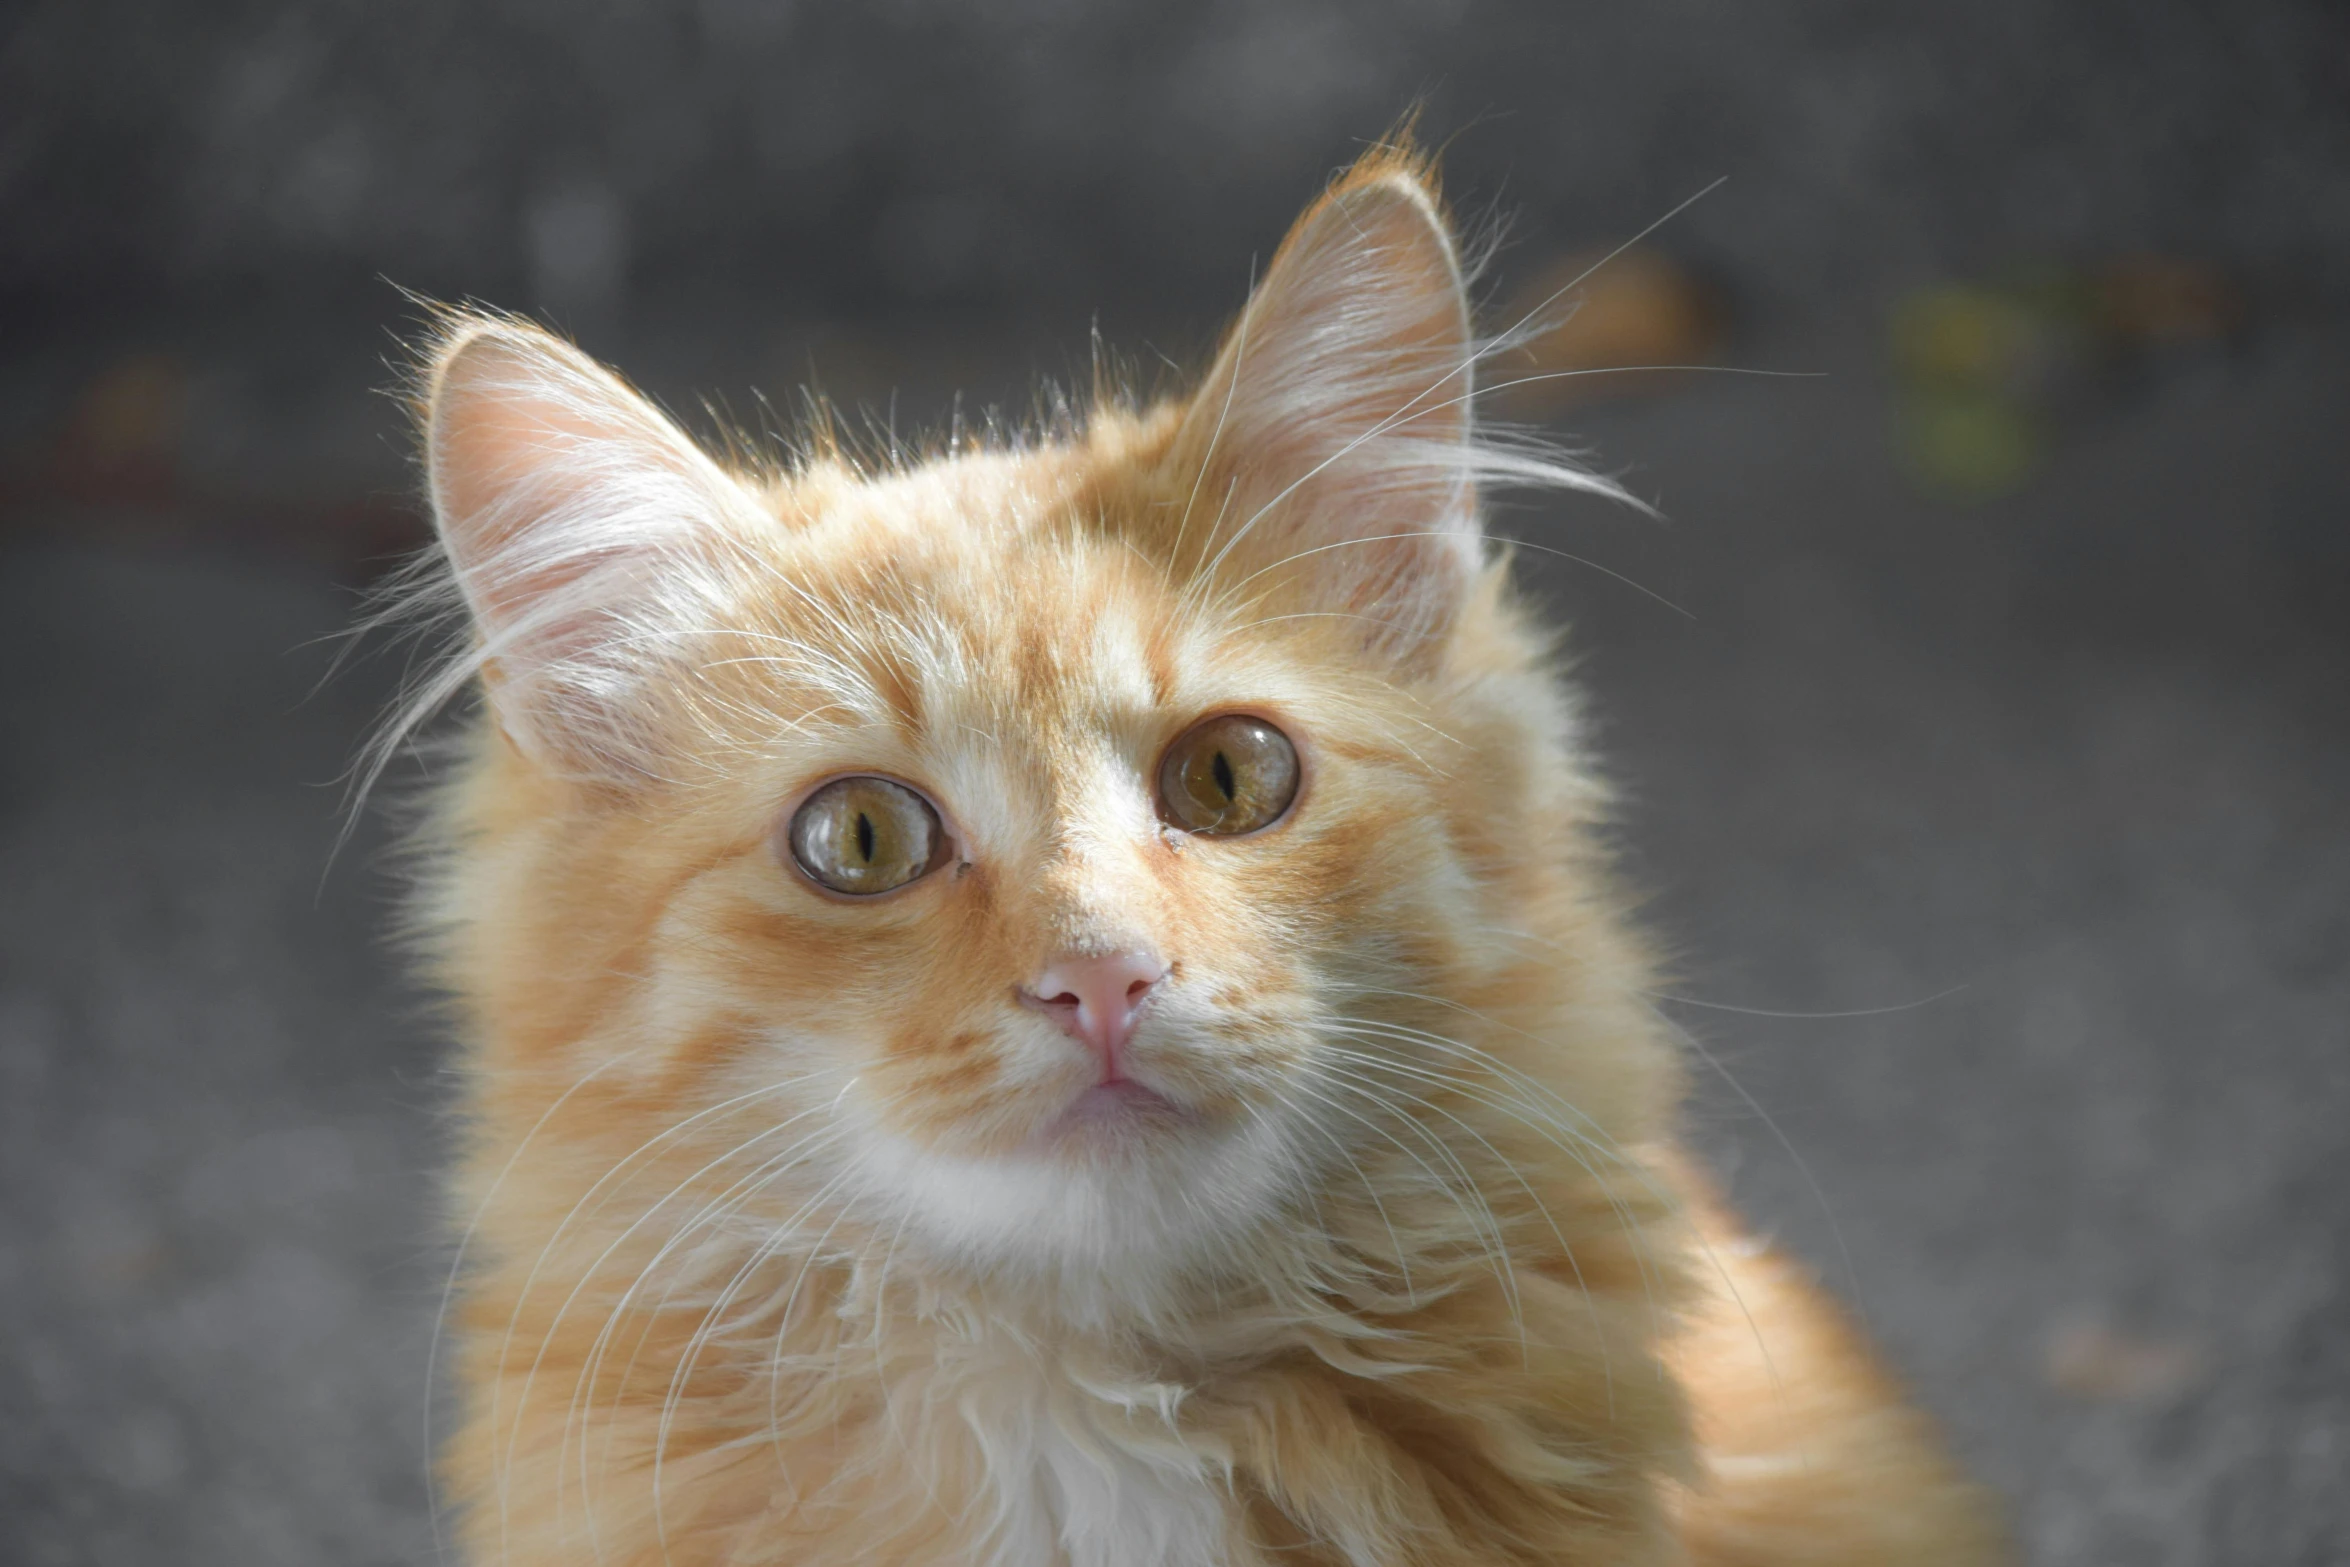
left=421, top=315, right=763, bottom=781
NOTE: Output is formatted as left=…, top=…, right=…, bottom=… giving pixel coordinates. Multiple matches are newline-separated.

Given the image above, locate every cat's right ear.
left=422, top=316, right=762, bottom=782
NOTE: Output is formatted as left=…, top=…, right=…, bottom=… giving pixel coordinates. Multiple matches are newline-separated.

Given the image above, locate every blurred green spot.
left=1899, top=388, right=2042, bottom=500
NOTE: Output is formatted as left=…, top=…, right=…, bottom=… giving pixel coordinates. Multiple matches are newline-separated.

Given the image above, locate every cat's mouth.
left=1032, top=1074, right=1192, bottom=1154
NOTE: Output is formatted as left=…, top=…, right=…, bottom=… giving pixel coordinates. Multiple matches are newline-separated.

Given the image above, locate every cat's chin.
left=856, top=1090, right=1296, bottom=1281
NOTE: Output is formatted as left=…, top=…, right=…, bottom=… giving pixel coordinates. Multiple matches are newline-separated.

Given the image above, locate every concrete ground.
left=0, top=317, right=2342, bottom=1565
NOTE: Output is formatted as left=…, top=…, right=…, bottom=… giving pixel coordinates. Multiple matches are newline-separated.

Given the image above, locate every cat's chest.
left=928, top=1339, right=1234, bottom=1567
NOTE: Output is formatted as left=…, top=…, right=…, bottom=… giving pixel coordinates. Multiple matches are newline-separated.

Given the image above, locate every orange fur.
left=400, top=143, right=2006, bottom=1565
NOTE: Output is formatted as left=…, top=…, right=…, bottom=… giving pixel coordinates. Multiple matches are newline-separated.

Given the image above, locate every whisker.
left=648, top=1138, right=864, bottom=1560
left=569, top=1120, right=852, bottom=1540
left=761, top=1160, right=874, bottom=1482
left=1272, top=1076, right=1428, bottom=1307
left=424, top=1045, right=647, bottom=1561
left=1219, top=528, right=1696, bottom=621
left=1172, top=257, right=1255, bottom=571
left=1308, top=1058, right=1532, bottom=1354
left=1319, top=1042, right=1616, bottom=1398
left=1334, top=997, right=1782, bottom=1387
left=1480, top=176, right=1728, bottom=360
left=1655, top=1009, right=1869, bottom=1336
left=491, top=1081, right=828, bottom=1551
left=1645, top=984, right=1969, bottom=1021
left=1329, top=1010, right=1673, bottom=1334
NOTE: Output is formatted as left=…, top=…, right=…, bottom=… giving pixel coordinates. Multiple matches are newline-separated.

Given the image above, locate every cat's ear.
left=423, top=316, right=762, bottom=781
left=1168, top=149, right=1479, bottom=654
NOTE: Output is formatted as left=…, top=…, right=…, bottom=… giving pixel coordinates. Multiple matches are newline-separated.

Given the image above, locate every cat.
left=394, top=139, right=2006, bottom=1566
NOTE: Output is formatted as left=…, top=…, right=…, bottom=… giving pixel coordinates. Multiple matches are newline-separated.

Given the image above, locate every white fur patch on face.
left=850, top=1096, right=1301, bottom=1286
left=869, top=1108, right=1306, bottom=1278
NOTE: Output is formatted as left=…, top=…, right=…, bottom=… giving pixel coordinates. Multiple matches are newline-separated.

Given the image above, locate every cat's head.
left=415, top=147, right=1635, bottom=1294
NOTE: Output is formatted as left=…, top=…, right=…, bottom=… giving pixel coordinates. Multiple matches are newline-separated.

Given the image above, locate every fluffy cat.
left=397, top=142, right=2005, bottom=1566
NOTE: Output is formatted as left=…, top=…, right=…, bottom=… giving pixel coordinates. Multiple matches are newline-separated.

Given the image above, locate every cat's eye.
left=788, top=776, right=948, bottom=896
left=1157, top=714, right=1300, bottom=836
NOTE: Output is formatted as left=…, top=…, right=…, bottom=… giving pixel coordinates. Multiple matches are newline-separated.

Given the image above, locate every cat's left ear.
left=1165, top=148, right=1479, bottom=655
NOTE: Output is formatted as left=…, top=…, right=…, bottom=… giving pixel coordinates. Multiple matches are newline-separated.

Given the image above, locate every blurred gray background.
left=2, top=3, right=2346, bottom=1563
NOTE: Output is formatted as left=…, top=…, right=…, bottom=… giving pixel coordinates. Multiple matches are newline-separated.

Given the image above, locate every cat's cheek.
left=1166, top=810, right=1389, bottom=973
left=1136, top=817, right=1357, bottom=1039
left=1143, top=1006, right=1321, bottom=1121
left=860, top=1057, right=1040, bottom=1159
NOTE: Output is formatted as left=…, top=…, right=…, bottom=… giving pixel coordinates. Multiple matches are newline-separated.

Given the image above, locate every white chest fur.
left=949, top=1348, right=1233, bottom=1567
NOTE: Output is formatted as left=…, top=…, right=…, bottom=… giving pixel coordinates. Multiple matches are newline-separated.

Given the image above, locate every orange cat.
left=397, top=142, right=2005, bottom=1566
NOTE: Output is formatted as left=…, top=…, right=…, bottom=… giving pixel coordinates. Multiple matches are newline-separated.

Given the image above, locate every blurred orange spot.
left=1492, top=246, right=1723, bottom=413
left=51, top=353, right=188, bottom=505
left=2092, top=256, right=2241, bottom=345
left=2044, top=1319, right=2204, bottom=1402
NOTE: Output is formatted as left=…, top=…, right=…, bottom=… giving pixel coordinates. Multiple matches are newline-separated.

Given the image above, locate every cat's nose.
left=1021, top=950, right=1168, bottom=1077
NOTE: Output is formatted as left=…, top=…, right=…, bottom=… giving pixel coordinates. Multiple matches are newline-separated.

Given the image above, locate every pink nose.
left=1022, top=950, right=1168, bottom=1077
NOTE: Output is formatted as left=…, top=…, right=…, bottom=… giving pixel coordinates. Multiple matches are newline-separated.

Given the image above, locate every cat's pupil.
left=855, top=811, right=875, bottom=863
left=1211, top=750, right=1236, bottom=802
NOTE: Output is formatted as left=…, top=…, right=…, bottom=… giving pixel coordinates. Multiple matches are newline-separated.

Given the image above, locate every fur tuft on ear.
left=1164, top=142, right=1626, bottom=656
left=414, top=315, right=768, bottom=782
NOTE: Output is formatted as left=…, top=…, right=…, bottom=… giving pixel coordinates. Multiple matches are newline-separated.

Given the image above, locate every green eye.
left=1157, top=715, right=1300, bottom=835
left=788, top=776, right=947, bottom=895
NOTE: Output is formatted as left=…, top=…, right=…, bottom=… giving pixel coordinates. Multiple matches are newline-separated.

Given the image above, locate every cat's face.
left=418, top=153, right=1606, bottom=1283
left=645, top=477, right=1518, bottom=1278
